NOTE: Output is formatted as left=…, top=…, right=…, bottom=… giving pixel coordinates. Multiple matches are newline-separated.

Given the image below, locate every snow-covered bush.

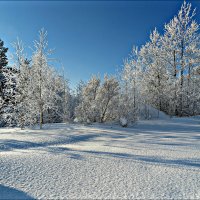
left=120, top=117, right=128, bottom=127
left=73, top=117, right=79, bottom=123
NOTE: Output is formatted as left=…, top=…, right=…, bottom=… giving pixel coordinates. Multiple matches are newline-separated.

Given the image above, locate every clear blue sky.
left=1, top=1, right=200, bottom=88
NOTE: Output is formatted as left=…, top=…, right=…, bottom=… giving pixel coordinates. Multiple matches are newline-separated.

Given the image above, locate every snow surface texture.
left=0, top=118, right=200, bottom=199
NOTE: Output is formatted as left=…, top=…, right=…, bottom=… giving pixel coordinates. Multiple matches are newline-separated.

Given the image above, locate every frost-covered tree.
left=60, top=68, right=72, bottom=122
left=30, top=29, right=60, bottom=129
left=75, top=75, right=100, bottom=123
left=140, top=29, right=170, bottom=115
left=12, top=34, right=71, bottom=128
left=11, top=39, right=36, bottom=128
left=46, top=74, right=71, bottom=123
left=96, top=75, right=120, bottom=123
left=75, top=75, right=120, bottom=123
left=120, top=47, right=140, bottom=123
left=161, top=1, right=200, bottom=116
left=74, top=80, right=85, bottom=108
left=15, top=59, right=36, bottom=127
left=71, top=80, right=85, bottom=121
left=122, top=1, right=200, bottom=118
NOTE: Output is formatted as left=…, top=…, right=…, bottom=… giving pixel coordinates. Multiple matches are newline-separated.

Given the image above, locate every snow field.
left=0, top=118, right=200, bottom=199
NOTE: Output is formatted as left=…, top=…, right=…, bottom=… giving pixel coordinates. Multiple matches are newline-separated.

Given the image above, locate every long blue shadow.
left=0, top=133, right=99, bottom=152
left=0, top=185, right=34, bottom=200
left=79, top=150, right=200, bottom=168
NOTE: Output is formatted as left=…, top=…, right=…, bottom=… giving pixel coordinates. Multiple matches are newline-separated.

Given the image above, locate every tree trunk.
left=186, top=63, right=191, bottom=114
left=100, top=99, right=110, bottom=123
left=173, top=50, right=178, bottom=116
left=40, top=109, right=43, bottom=129
left=179, top=40, right=184, bottom=116
left=157, top=71, right=162, bottom=113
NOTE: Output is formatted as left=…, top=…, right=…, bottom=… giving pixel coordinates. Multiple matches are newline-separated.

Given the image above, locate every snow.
left=0, top=118, right=200, bottom=199
left=140, top=105, right=170, bottom=120
left=120, top=117, right=128, bottom=127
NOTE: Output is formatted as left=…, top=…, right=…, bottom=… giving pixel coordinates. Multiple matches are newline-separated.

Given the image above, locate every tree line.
left=0, top=1, right=200, bottom=128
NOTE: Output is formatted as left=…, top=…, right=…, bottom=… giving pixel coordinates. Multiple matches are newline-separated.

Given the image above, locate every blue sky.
left=1, top=1, right=200, bottom=88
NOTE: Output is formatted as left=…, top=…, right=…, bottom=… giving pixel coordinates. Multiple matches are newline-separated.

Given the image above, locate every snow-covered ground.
left=0, top=118, right=200, bottom=199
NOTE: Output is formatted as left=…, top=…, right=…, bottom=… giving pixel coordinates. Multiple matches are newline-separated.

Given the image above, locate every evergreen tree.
left=0, top=39, right=8, bottom=70
left=0, top=39, right=17, bottom=127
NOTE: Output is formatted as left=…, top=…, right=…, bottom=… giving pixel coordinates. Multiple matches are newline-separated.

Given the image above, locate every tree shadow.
left=0, top=184, right=34, bottom=199
left=77, top=149, right=200, bottom=168
left=1, top=121, right=200, bottom=169
left=35, top=144, right=200, bottom=169
left=134, top=121, right=200, bottom=134
left=0, top=133, right=99, bottom=152
left=47, top=147, right=84, bottom=160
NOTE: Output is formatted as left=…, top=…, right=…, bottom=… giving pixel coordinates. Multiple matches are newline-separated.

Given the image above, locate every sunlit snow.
left=0, top=117, right=200, bottom=199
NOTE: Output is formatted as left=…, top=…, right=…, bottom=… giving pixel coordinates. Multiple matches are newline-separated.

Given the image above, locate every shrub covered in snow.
left=73, top=117, right=79, bottom=123
left=120, top=117, right=128, bottom=127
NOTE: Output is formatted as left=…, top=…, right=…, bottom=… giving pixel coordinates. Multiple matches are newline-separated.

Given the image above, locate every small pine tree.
left=0, top=39, right=8, bottom=70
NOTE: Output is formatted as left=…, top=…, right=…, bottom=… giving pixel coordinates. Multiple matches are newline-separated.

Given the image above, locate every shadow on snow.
left=0, top=133, right=99, bottom=152
left=0, top=120, right=200, bottom=168
left=0, top=184, right=34, bottom=200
